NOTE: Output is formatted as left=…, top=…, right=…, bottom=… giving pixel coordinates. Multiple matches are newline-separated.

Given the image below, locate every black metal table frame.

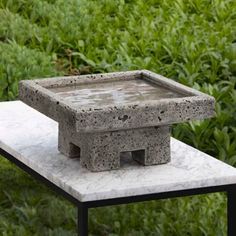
left=1, top=148, right=236, bottom=236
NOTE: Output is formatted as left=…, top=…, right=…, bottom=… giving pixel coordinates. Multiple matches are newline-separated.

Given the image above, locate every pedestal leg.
left=227, top=188, right=236, bottom=236
left=58, top=125, right=80, bottom=158
left=80, top=137, right=120, bottom=172
left=78, top=204, right=88, bottom=236
left=132, top=126, right=170, bottom=165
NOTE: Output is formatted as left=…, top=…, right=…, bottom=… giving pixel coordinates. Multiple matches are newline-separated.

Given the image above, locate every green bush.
left=0, top=41, right=59, bottom=101
left=0, top=0, right=235, bottom=235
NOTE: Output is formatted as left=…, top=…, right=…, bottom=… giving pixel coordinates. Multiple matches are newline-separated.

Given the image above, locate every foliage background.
left=0, top=0, right=235, bottom=235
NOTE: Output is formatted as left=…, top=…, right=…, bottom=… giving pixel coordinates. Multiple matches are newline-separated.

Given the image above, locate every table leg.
left=78, top=204, right=88, bottom=236
left=227, top=188, right=236, bottom=236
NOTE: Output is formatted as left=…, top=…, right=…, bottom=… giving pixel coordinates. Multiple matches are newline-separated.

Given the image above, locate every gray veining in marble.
left=0, top=101, right=236, bottom=202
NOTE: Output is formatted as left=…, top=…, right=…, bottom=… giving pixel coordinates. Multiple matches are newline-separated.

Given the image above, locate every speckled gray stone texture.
left=19, top=70, right=215, bottom=172
left=59, top=125, right=170, bottom=171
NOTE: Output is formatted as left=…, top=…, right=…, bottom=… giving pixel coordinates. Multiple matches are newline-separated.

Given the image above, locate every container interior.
left=48, top=78, right=188, bottom=107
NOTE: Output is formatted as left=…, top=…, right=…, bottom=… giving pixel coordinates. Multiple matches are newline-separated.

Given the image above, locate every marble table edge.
left=77, top=173, right=236, bottom=202
left=0, top=140, right=85, bottom=201
left=1, top=138, right=236, bottom=202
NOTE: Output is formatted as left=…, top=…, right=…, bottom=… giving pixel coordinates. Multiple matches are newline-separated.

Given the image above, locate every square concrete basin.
left=19, top=70, right=215, bottom=171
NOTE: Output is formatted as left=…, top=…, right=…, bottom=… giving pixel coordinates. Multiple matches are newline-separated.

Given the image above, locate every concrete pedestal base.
left=58, top=125, right=170, bottom=172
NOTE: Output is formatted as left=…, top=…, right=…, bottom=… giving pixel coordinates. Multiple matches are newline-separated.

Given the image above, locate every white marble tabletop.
left=0, top=101, right=236, bottom=202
